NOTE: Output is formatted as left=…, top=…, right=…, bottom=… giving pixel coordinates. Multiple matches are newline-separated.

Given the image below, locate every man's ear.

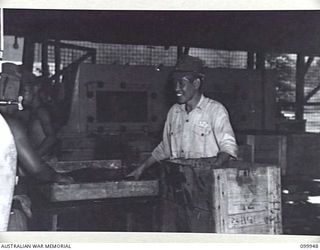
left=193, top=78, right=201, bottom=90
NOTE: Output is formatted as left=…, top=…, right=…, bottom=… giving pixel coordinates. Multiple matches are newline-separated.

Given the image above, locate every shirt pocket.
left=192, top=124, right=211, bottom=138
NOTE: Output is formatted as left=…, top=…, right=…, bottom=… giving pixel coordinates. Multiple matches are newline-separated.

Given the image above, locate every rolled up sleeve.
left=213, top=106, right=238, bottom=159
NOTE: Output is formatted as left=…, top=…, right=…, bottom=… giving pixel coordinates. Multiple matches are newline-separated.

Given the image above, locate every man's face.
left=172, top=73, right=199, bottom=104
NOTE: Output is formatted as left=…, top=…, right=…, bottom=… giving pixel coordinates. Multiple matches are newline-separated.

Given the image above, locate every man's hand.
left=211, top=152, right=231, bottom=169
left=126, top=155, right=157, bottom=180
left=126, top=164, right=146, bottom=181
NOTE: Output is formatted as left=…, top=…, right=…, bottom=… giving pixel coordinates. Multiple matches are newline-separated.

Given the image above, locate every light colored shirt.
left=152, top=95, right=238, bottom=161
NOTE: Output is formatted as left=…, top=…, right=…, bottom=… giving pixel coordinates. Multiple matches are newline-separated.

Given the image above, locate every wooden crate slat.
left=48, top=159, right=123, bottom=173
left=267, top=167, right=282, bottom=234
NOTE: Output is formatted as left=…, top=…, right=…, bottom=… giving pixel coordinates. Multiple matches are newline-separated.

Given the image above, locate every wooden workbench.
left=31, top=160, right=159, bottom=231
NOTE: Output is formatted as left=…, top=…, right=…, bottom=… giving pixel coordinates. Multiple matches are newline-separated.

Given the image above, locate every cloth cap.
left=174, top=55, right=204, bottom=74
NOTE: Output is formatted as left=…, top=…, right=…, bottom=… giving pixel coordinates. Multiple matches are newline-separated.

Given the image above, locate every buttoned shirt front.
left=152, top=95, right=238, bottom=161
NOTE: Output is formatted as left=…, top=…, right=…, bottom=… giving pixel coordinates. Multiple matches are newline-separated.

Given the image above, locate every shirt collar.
left=177, top=94, right=206, bottom=112
left=196, top=94, right=206, bottom=110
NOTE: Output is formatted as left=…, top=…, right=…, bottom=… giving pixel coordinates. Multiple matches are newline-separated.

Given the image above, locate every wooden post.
left=177, top=46, right=183, bottom=60
left=54, top=40, right=61, bottom=84
left=256, top=53, right=265, bottom=70
left=22, top=37, right=35, bottom=72
left=295, top=54, right=305, bottom=121
left=41, top=40, right=49, bottom=79
left=256, top=52, right=266, bottom=129
left=91, top=50, right=96, bottom=64
left=247, top=52, right=254, bottom=70
left=183, top=47, right=190, bottom=55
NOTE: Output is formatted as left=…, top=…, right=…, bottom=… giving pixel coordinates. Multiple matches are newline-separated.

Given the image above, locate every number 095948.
left=300, top=244, right=318, bottom=248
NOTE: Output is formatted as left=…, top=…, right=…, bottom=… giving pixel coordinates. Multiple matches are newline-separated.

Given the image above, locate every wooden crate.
left=160, top=159, right=282, bottom=234
left=240, top=133, right=320, bottom=177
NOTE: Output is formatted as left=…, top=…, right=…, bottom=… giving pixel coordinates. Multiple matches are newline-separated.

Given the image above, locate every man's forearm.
left=140, top=155, right=157, bottom=171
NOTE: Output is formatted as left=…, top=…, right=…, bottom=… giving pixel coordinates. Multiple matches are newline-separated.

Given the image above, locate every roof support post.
left=41, top=40, right=49, bottom=79
left=54, top=40, right=61, bottom=84
left=295, top=54, right=305, bottom=121
left=177, top=46, right=183, bottom=60
left=22, top=37, right=35, bottom=72
left=247, top=52, right=254, bottom=69
left=256, top=52, right=266, bottom=129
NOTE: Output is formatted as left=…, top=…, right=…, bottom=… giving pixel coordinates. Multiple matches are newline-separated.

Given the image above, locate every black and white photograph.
left=1, top=6, right=320, bottom=241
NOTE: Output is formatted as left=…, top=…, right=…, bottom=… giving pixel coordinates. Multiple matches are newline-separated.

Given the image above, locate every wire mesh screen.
left=189, top=48, right=248, bottom=69
left=47, top=45, right=56, bottom=75
left=59, top=47, right=87, bottom=67
left=33, top=43, right=42, bottom=76
left=34, top=41, right=250, bottom=74
left=34, top=42, right=90, bottom=77
left=33, top=40, right=320, bottom=132
left=33, top=43, right=56, bottom=76
left=61, top=41, right=178, bottom=66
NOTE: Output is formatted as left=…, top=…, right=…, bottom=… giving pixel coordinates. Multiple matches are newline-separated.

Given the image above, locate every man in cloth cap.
left=128, top=55, right=238, bottom=232
left=128, top=55, right=238, bottom=180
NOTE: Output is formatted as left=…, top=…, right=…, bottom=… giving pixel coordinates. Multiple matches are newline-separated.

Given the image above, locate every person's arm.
left=35, top=107, right=57, bottom=157
left=214, top=151, right=231, bottom=166
left=212, top=105, right=238, bottom=166
left=126, top=109, right=173, bottom=180
left=5, top=116, right=72, bottom=184
left=126, top=155, right=157, bottom=180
